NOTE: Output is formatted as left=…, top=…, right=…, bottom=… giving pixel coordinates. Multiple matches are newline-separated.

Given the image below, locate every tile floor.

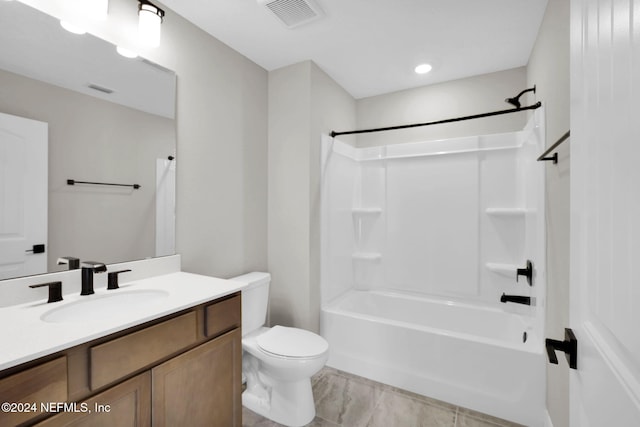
left=242, top=367, right=524, bottom=427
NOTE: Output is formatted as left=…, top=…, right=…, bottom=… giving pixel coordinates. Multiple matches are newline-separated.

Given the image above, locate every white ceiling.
left=160, top=0, right=549, bottom=99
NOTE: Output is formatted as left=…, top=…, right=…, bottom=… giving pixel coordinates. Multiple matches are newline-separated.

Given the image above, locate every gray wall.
left=527, top=0, right=571, bottom=426
left=268, top=61, right=356, bottom=332
left=0, top=68, right=174, bottom=270
left=145, top=2, right=269, bottom=278
left=356, top=68, right=528, bottom=147
left=268, top=62, right=313, bottom=329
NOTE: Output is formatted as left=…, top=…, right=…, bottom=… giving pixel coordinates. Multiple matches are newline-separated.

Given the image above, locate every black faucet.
left=81, top=261, right=107, bottom=295
left=500, top=293, right=531, bottom=305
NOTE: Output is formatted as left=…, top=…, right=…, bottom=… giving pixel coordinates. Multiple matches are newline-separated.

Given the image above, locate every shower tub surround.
left=320, top=110, right=546, bottom=426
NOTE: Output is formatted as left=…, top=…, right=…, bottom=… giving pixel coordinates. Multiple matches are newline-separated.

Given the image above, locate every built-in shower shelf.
left=485, top=262, right=517, bottom=277
left=352, top=252, right=382, bottom=261
left=485, top=208, right=528, bottom=217
left=352, top=207, right=382, bottom=216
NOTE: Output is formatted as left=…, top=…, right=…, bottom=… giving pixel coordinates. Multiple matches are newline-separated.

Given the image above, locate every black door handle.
left=545, top=328, right=577, bottom=369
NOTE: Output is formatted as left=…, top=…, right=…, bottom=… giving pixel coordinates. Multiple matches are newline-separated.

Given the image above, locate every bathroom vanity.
left=0, top=262, right=244, bottom=427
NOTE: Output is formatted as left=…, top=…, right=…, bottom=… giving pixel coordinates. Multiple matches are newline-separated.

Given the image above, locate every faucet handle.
left=107, top=270, right=131, bottom=290
left=30, top=281, right=63, bottom=303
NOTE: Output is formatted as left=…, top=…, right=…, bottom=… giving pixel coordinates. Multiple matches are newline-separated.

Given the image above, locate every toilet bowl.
left=231, top=272, right=329, bottom=427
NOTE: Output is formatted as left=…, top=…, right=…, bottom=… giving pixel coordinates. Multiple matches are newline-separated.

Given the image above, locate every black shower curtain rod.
left=329, top=102, right=542, bottom=138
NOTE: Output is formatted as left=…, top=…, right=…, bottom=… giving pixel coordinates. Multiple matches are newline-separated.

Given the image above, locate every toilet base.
left=242, top=377, right=316, bottom=427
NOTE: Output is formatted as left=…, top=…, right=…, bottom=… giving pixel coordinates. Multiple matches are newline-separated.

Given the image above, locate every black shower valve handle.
left=516, top=260, right=533, bottom=286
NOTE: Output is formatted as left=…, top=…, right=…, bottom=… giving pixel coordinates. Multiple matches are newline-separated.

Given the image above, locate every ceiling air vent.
left=258, top=0, right=324, bottom=29
left=87, top=83, right=114, bottom=94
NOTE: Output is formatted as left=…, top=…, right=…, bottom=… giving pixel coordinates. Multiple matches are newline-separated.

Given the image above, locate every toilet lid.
left=256, top=326, right=329, bottom=358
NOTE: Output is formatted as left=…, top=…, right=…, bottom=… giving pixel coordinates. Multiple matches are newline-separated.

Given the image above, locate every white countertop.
left=0, top=272, right=245, bottom=371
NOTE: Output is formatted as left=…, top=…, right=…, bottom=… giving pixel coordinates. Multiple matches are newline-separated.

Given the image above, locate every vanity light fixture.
left=138, top=0, right=165, bottom=48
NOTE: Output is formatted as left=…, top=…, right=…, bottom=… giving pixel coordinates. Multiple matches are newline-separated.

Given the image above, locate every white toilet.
left=231, top=272, right=329, bottom=427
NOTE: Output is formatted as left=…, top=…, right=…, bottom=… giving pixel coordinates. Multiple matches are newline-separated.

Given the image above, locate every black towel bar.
left=67, top=179, right=140, bottom=189
left=537, top=130, right=570, bottom=164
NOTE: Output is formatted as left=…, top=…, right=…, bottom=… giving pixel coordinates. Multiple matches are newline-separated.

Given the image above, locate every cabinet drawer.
left=0, top=357, right=67, bottom=426
left=90, top=312, right=197, bottom=390
left=205, top=293, right=240, bottom=338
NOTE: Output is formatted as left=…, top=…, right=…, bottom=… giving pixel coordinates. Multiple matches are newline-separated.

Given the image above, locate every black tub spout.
left=500, top=293, right=531, bottom=305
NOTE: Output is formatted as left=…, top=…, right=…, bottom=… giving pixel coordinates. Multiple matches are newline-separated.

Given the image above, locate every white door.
left=0, top=112, right=48, bottom=280
left=570, top=0, right=640, bottom=424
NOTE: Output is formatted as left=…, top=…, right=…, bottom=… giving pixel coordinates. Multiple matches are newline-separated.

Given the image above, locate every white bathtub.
left=321, top=290, right=545, bottom=426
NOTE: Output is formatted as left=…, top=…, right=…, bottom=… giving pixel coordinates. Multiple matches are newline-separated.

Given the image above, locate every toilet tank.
left=229, top=272, right=271, bottom=336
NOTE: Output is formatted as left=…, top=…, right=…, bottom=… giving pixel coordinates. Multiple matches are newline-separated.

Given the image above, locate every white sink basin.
left=41, top=290, right=170, bottom=323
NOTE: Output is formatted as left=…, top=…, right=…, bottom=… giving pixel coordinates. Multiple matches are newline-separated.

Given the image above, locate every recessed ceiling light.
left=414, top=63, right=433, bottom=75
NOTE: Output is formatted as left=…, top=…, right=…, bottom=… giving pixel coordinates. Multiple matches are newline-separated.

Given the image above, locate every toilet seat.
left=256, top=325, right=328, bottom=358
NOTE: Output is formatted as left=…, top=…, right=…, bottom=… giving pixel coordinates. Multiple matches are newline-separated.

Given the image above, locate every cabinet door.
left=35, top=372, right=151, bottom=427
left=152, top=329, right=241, bottom=427
left=0, top=357, right=67, bottom=426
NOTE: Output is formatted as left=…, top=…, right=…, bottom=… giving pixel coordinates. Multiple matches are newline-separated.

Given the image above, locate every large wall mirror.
left=0, top=1, right=177, bottom=281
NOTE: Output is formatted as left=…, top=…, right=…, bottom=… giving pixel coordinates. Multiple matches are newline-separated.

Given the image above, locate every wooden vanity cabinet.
left=0, top=292, right=241, bottom=427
